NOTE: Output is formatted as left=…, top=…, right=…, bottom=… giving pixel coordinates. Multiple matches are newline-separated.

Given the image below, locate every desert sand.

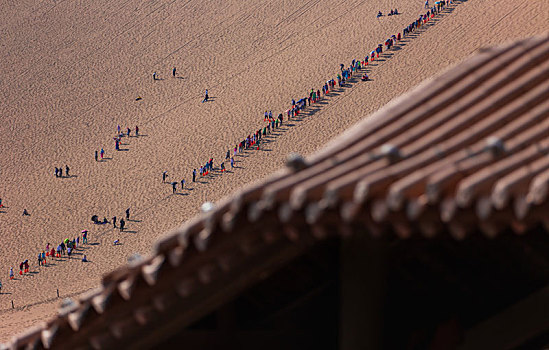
left=0, top=0, right=546, bottom=341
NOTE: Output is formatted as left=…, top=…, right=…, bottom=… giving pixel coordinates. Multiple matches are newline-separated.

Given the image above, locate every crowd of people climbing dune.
left=0, top=0, right=453, bottom=303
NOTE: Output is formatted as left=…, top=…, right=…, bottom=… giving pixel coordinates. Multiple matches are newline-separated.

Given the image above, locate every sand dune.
left=0, top=0, right=546, bottom=341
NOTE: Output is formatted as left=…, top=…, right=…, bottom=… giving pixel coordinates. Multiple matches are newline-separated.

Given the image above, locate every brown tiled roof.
left=5, top=34, right=549, bottom=349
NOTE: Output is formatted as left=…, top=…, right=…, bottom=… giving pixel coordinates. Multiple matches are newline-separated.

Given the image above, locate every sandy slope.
left=0, top=0, right=546, bottom=341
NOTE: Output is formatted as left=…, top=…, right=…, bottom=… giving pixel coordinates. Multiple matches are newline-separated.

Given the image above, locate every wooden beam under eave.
left=339, top=231, right=387, bottom=350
